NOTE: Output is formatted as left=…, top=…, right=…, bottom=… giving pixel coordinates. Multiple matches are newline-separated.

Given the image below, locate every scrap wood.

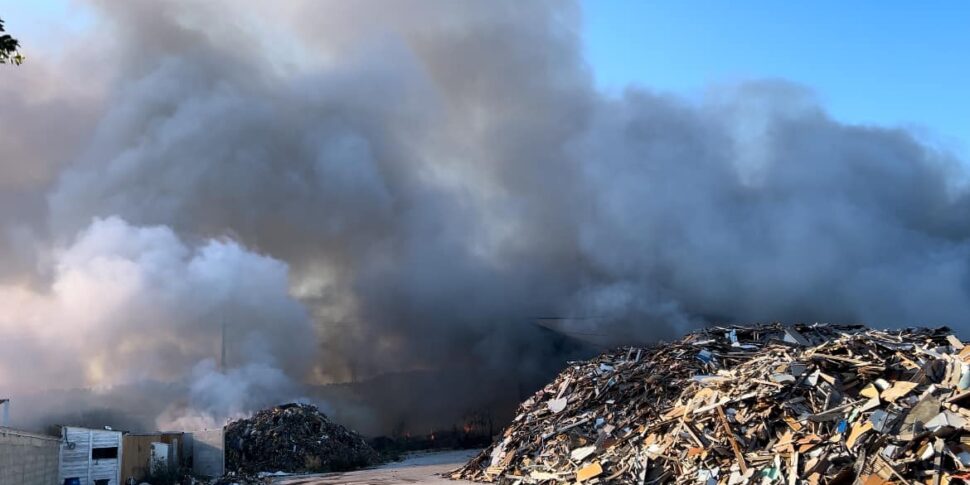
left=715, top=404, right=748, bottom=474
left=452, top=323, right=970, bottom=484
left=575, top=462, right=603, bottom=482
left=225, top=403, right=379, bottom=474
left=880, top=381, right=919, bottom=403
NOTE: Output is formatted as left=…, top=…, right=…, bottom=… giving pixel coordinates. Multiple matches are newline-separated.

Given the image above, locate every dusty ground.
left=272, top=449, right=480, bottom=485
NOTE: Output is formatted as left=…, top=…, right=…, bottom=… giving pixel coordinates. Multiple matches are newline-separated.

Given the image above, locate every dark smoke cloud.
left=3, top=0, right=970, bottom=433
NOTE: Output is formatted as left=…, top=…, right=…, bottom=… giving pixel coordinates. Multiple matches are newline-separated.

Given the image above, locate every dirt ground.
left=272, top=449, right=480, bottom=485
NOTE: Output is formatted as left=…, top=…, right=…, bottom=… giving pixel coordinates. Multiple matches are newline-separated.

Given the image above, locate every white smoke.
left=0, top=217, right=315, bottom=426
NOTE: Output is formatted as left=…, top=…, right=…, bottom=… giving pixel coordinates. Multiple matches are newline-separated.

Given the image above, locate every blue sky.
left=4, top=1, right=969, bottom=154
left=581, top=1, right=970, bottom=155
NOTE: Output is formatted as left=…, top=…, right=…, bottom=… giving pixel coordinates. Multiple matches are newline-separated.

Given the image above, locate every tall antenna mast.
left=221, top=316, right=227, bottom=372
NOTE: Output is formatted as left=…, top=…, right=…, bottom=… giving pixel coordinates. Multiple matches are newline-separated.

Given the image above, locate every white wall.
left=58, top=427, right=123, bottom=485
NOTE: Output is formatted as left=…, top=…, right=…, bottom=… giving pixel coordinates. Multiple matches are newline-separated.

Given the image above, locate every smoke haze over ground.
left=2, top=0, right=970, bottom=433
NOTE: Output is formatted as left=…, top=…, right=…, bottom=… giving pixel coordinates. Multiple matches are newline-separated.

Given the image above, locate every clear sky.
left=581, top=1, right=970, bottom=155
left=4, top=1, right=969, bottom=154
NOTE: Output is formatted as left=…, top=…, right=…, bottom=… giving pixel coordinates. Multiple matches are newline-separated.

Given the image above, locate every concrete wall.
left=0, top=427, right=60, bottom=485
left=188, top=429, right=224, bottom=478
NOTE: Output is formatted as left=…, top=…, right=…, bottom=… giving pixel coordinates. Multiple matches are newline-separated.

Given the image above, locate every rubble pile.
left=225, top=403, right=380, bottom=474
left=454, top=323, right=970, bottom=484
left=203, top=472, right=267, bottom=485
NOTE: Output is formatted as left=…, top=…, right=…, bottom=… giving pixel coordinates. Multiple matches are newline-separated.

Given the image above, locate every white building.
left=57, top=426, right=123, bottom=485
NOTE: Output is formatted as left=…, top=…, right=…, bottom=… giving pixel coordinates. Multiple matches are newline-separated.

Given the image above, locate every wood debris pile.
left=205, top=472, right=268, bottom=485
left=225, top=403, right=380, bottom=474
left=453, top=323, right=970, bottom=484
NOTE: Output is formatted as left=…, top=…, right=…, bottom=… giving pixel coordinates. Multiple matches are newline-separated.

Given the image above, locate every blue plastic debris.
left=697, top=349, right=714, bottom=364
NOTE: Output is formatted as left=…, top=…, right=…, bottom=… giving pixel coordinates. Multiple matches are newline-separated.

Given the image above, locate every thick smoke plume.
left=2, top=0, right=970, bottom=433
left=0, top=216, right=314, bottom=429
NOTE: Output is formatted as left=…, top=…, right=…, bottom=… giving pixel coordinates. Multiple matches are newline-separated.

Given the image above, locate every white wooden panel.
left=58, top=427, right=122, bottom=485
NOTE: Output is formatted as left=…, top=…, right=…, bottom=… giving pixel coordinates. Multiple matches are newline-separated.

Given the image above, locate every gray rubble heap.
left=225, top=403, right=380, bottom=474
left=453, top=323, right=970, bottom=484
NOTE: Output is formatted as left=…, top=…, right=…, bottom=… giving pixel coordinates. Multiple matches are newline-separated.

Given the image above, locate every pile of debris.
left=205, top=471, right=268, bottom=485
left=225, top=403, right=380, bottom=474
left=454, top=323, right=970, bottom=483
